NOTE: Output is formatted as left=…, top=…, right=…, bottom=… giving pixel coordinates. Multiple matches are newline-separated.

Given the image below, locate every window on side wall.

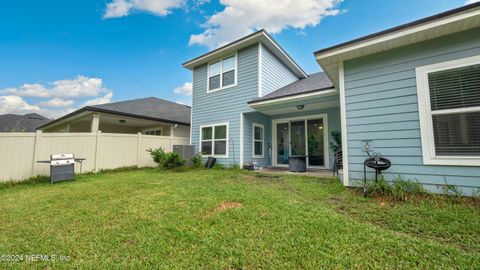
left=253, top=123, right=264, bottom=158
left=200, top=123, right=229, bottom=157
left=416, top=55, right=480, bottom=166
left=143, top=128, right=163, bottom=136
left=208, top=54, right=237, bottom=92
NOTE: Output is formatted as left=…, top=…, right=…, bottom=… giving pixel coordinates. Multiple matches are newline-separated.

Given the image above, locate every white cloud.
left=3, top=84, right=50, bottom=98
left=83, top=92, right=113, bottom=106
left=189, top=0, right=342, bottom=49
left=0, top=76, right=114, bottom=118
left=1, top=75, right=108, bottom=99
left=0, top=96, right=40, bottom=115
left=38, top=98, right=74, bottom=107
left=104, top=0, right=186, bottom=18
left=465, top=0, right=479, bottom=4
left=174, top=82, right=192, bottom=96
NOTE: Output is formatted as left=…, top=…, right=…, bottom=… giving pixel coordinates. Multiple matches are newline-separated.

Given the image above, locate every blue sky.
left=0, top=0, right=474, bottom=118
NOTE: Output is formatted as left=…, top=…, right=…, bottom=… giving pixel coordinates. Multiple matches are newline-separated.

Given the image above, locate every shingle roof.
left=0, top=113, right=51, bottom=132
left=89, top=97, right=191, bottom=125
left=38, top=97, right=191, bottom=129
left=249, top=72, right=335, bottom=103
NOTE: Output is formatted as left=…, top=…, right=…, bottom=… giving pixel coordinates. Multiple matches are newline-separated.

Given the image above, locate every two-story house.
left=183, top=30, right=341, bottom=171
left=184, top=2, right=480, bottom=194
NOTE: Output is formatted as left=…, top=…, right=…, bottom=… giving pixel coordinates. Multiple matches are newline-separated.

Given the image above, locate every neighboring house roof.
left=314, top=2, right=480, bottom=87
left=248, top=72, right=335, bottom=104
left=0, top=113, right=51, bottom=132
left=183, top=29, right=307, bottom=78
left=38, top=97, right=191, bottom=129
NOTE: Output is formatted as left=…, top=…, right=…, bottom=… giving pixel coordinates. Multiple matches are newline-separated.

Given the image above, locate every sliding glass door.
left=273, top=116, right=327, bottom=168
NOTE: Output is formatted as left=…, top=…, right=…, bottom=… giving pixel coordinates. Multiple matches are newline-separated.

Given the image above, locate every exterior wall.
left=243, top=112, right=272, bottom=167
left=270, top=107, right=341, bottom=168
left=260, top=43, right=298, bottom=97
left=0, top=132, right=189, bottom=182
left=343, top=29, right=480, bottom=194
left=191, top=44, right=259, bottom=166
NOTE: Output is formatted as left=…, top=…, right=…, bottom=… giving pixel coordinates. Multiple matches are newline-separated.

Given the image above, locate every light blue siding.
left=261, top=43, right=298, bottom=96
left=191, top=45, right=259, bottom=166
left=344, top=29, right=480, bottom=194
left=243, top=112, right=272, bottom=167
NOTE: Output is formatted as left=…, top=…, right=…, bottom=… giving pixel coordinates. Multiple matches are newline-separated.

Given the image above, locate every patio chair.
left=332, top=150, right=342, bottom=176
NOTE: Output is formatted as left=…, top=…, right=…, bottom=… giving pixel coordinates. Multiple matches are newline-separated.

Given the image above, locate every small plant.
left=441, top=177, right=464, bottom=198
left=191, top=153, right=204, bottom=168
left=147, top=147, right=186, bottom=171
left=212, top=163, right=225, bottom=170
left=230, top=163, right=241, bottom=170
left=365, top=175, right=426, bottom=202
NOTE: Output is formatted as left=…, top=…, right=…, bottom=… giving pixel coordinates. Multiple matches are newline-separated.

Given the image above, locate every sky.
left=0, top=0, right=476, bottom=118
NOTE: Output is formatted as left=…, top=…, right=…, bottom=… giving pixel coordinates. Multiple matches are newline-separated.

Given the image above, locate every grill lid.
left=51, top=154, right=74, bottom=160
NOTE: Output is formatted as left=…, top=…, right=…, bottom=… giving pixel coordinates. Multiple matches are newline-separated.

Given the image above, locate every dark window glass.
left=428, top=64, right=480, bottom=111
left=433, top=112, right=480, bottom=156
left=254, top=141, right=263, bottom=156
left=214, top=125, right=227, bottom=139
left=209, top=75, right=220, bottom=90
left=202, top=127, right=212, bottom=140
left=222, top=70, right=235, bottom=87
left=201, top=141, right=212, bottom=155
left=214, top=141, right=227, bottom=155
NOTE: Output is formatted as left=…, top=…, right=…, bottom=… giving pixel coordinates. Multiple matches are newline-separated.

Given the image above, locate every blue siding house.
left=184, top=31, right=341, bottom=171
left=184, top=2, right=480, bottom=194
left=315, top=3, right=480, bottom=194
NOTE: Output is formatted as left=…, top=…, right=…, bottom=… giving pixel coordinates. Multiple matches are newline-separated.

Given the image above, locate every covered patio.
left=242, top=72, right=341, bottom=173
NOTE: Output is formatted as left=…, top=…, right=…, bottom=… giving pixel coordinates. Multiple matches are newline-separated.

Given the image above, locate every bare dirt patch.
left=205, top=202, right=244, bottom=218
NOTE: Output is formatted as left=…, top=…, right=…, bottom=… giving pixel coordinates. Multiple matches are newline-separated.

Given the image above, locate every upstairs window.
left=416, top=55, right=480, bottom=166
left=200, top=123, right=229, bottom=157
left=208, top=54, right=237, bottom=92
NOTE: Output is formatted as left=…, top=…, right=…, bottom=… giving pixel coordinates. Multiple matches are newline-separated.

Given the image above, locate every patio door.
left=273, top=115, right=328, bottom=169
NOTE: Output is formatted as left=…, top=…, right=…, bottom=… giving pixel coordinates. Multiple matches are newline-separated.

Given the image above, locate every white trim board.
left=416, top=54, right=480, bottom=166
left=338, top=62, right=349, bottom=186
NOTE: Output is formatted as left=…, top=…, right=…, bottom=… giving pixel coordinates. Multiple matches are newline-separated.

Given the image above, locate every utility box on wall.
left=173, top=145, right=195, bottom=166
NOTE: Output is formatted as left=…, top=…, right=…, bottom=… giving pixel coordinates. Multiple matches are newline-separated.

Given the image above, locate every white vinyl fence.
left=0, top=131, right=190, bottom=182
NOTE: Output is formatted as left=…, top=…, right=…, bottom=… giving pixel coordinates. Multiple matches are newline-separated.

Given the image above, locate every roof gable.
left=183, top=30, right=307, bottom=78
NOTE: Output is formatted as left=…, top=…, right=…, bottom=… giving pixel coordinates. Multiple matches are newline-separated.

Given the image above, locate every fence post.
left=94, top=131, right=102, bottom=172
left=136, top=132, right=142, bottom=167
left=31, top=130, right=42, bottom=176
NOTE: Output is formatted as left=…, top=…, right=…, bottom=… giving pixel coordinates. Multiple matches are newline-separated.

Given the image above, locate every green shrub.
left=147, top=148, right=167, bottom=165
left=147, top=148, right=186, bottom=171
left=212, top=163, right=225, bottom=170
left=191, top=153, right=204, bottom=168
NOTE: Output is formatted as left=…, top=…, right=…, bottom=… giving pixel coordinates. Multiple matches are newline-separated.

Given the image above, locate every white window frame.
left=206, top=53, right=238, bottom=93
left=142, top=127, right=163, bottom=136
left=416, top=55, right=480, bottom=166
left=252, top=123, right=264, bottom=158
left=199, top=122, right=229, bottom=158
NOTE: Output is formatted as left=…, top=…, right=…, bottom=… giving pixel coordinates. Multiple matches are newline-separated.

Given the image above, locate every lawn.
left=0, top=168, right=479, bottom=269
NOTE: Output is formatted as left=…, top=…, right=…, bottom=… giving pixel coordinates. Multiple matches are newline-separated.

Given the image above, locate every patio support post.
left=90, top=113, right=100, bottom=133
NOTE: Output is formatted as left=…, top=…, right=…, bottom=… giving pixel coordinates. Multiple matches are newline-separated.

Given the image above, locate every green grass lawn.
left=1, top=168, right=479, bottom=269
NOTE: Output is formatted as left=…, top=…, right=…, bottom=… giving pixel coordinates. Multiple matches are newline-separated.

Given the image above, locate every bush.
left=191, top=153, right=204, bottom=168
left=147, top=148, right=186, bottom=171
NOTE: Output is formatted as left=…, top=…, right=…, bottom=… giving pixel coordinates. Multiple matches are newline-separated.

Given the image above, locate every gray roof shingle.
left=0, top=113, right=51, bottom=132
left=249, top=72, right=334, bottom=103
left=39, top=97, right=191, bottom=129
left=88, top=97, right=191, bottom=125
